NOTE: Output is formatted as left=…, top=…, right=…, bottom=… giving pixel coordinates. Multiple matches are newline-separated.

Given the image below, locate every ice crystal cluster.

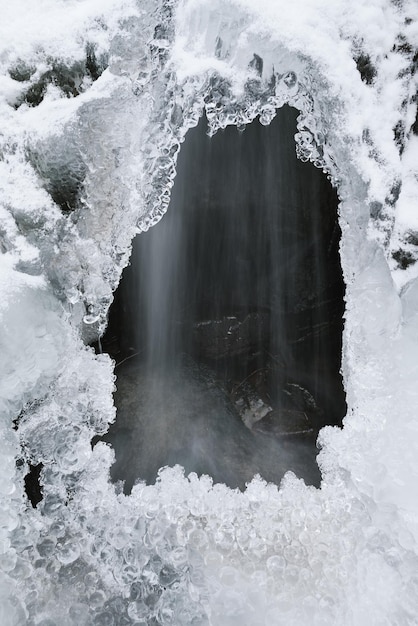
left=1, top=0, right=418, bottom=624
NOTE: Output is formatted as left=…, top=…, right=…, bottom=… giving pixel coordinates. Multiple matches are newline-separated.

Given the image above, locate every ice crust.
left=1, top=0, right=418, bottom=624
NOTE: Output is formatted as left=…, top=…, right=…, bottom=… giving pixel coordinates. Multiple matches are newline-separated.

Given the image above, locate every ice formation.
left=1, top=0, right=418, bottom=624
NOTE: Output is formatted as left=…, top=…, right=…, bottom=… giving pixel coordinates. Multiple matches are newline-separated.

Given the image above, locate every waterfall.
left=102, top=106, right=345, bottom=490
left=1, top=0, right=418, bottom=624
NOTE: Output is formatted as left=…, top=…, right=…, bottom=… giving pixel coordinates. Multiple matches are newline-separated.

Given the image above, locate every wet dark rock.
left=405, top=231, right=418, bottom=247
left=85, top=43, right=108, bottom=81
left=8, top=61, right=36, bottom=82
left=249, top=54, right=263, bottom=77
left=24, top=63, right=84, bottom=106
left=412, top=98, right=418, bottom=135
left=392, top=248, right=416, bottom=269
left=386, top=179, right=402, bottom=205
left=370, top=200, right=384, bottom=220
left=215, top=36, right=223, bottom=59
left=394, top=120, right=406, bottom=155
left=354, top=52, right=377, bottom=85
left=253, top=409, right=313, bottom=437
left=283, top=382, right=319, bottom=414
left=231, top=378, right=273, bottom=428
left=13, top=45, right=108, bottom=109
left=231, top=371, right=319, bottom=435
left=192, top=311, right=269, bottom=361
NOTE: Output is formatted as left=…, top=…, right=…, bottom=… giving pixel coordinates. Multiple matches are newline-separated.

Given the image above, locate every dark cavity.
left=100, top=105, right=346, bottom=492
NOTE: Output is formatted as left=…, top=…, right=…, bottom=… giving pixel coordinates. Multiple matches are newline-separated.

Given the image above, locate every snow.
left=0, top=0, right=418, bottom=624
left=0, top=0, right=139, bottom=68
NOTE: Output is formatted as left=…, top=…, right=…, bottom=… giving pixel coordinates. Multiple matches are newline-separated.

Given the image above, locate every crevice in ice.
left=23, top=462, right=43, bottom=508
left=412, top=103, right=418, bottom=135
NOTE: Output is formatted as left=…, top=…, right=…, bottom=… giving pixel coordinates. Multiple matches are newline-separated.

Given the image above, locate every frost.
left=1, top=0, right=418, bottom=624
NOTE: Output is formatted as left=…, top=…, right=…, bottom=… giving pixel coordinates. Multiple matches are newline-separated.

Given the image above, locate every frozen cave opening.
left=99, top=105, right=346, bottom=492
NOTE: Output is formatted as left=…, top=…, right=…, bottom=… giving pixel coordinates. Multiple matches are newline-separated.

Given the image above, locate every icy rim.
left=1, top=0, right=418, bottom=624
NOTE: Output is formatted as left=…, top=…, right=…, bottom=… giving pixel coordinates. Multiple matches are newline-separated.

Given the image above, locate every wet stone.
left=192, top=311, right=270, bottom=361
left=252, top=408, right=313, bottom=437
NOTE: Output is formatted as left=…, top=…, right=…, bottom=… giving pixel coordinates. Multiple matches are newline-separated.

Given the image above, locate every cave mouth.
left=100, top=105, right=346, bottom=492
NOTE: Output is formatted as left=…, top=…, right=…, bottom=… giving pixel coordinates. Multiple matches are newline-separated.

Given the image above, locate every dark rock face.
left=192, top=312, right=270, bottom=361
left=102, top=105, right=346, bottom=489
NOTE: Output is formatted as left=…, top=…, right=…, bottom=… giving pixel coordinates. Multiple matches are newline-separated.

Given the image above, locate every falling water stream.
left=101, top=105, right=345, bottom=492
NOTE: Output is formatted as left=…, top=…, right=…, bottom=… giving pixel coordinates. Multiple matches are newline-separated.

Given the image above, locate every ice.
left=0, top=0, right=418, bottom=624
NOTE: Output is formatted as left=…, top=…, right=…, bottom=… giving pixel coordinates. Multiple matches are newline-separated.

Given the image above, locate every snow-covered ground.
left=1, top=0, right=418, bottom=624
